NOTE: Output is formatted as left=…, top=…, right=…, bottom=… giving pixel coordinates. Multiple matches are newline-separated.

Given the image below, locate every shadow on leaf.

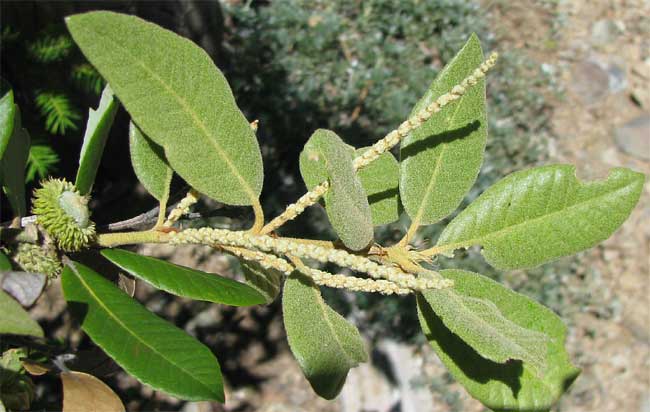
left=401, top=120, right=480, bottom=161
left=417, top=294, right=524, bottom=397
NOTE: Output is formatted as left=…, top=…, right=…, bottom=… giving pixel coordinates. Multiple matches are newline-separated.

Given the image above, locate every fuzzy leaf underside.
left=283, top=272, right=367, bottom=399
left=299, top=129, right=373, bottom=251
left=61, top=260, right=224, bottom=401
left=356, top=149, right=401, bottom=225
left=399, top=33, right=487, bottom=226
left=66, top=11, right=263, bottom=206
left=437, top=165, right=645, bottom=269
left=417, top=269, right=580, bottom=411
left=239, top=260, right=283, bottom=304
left=418, top=271, right=549, bottom=376
left=1, top=107, right=30, bottom=217
left=102, top=248, right=265, bottom=306
left=75, top=84, right=119, bottom=195
left=129, top=122, right=173, bottom=202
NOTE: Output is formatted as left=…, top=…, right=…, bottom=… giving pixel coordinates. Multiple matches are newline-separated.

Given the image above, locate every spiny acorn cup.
left=32, top=179, right=96, bottom=251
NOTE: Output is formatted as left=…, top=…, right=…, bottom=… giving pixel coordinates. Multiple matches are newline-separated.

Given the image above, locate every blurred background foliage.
left=3, top=0, right=613, bottom=409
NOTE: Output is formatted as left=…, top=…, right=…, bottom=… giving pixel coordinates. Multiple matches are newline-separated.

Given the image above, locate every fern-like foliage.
left=28, top=34, right=73, bottom=63
left=35, top=91, right=81, bottom=135
left=71, top=63, right=104, bottom=95
left=27, top=143, right=59, bottom=182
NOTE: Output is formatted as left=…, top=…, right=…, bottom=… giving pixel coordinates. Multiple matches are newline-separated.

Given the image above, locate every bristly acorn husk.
left=32, top=178, right=96, bottom=251
left=13, top=243, right=62, bottom=278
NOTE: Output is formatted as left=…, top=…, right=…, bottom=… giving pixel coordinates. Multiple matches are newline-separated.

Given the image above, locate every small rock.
left=607, top=64, right=627, bottom=94
left=591, top=19, right=621, bottom=44
left=571, top=61, right=610, bottom=105
left=614, top=115, right=650, bottom=160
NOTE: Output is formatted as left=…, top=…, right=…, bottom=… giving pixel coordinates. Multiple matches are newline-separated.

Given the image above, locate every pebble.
left=614, top=115, right=650, bottom=160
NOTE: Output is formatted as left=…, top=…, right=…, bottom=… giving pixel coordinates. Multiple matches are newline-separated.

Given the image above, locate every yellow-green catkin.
left=262, top=52, right=499, bottom=234
left=163, top=189, right=200, bottom=227
left=306, top=268, right=411, bottom=295
left=32, top=179, right=95, bottom=252
left=171, top=228, right=453, bottom=291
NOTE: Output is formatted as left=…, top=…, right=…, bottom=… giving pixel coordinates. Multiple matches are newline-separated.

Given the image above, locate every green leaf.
left=417, top=269, right=580, bottom=411
left=75, top=85, right=119, bottom=195
left=66, top=11, right=263, bottom=206
left=437, top=165, right=645, bottom=269
left=0, top=251, right=11, bottom=271
left=283, top=272, right=367, bottom=399
left=0, top=291, right=43, bottom=337
left=299, top=129, right=373, bottom=250
left=355, top=149, right=400, bottom=225
left=101, top=248, right=265, bottom=306
left=418, top=271, right=549, bottom=376
left=0, top=80, right=16, bottom=161
left=239, top=260, right=282, bottom=304
left=399, top=33, right=487, bottom=226
left=1, top=108, right=30, bottom=217
left=61, top=260, right=224, bottom=401
left=128, top=122, right=173, bottom=202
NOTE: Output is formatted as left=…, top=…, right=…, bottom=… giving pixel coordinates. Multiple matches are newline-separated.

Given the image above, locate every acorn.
left=32, top=179, right=96, bottom=251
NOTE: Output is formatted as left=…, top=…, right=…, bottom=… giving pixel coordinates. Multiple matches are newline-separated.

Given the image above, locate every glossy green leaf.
left=1, top=108, right=30, bottom=217
left=400, top=33, right=487, bottom=226
left=75, top=85, right=119, bottom=195
left=437, top=165, right=645, bottom=269
left=283, top=272, right=367, bottom=399
left=129, top=122, right=173, bottom=202
left=418, top=271, right=548, bottom=376
left=101, top=248, right=265, bottom=306
left=66, top=11, right=263, bottom=206
left=356, top=149, right=400, bottom=225
left=240, top=260, right=282, bottom=304
left=417, top=269, right=580, bottom=411
left=61, top=260, right=224, bottom=401
left=0, top=291, right=43, bottom=337
left=0, top=81, right=16, bottom=161
left=299, top=129, right=373, bottom=250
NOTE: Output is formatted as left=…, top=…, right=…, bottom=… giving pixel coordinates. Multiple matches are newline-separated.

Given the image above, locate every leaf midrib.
left=438, top=178, right=635, bottom=252
left=88, top=24, right=258, bottom=204
left=67, top=262, right=215, bottom=396
left=409, top=92, right=465, bottom=227
left=434, top=291, right=544, bottom=370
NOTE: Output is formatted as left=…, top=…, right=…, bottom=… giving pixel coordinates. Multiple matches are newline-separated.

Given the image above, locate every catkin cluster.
left=170, top=228, right=453, bottom=291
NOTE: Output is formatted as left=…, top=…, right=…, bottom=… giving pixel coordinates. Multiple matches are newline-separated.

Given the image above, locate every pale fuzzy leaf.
left=240, top=260, right=283, bottom=304
left=299, top=129, right=373, bottom=251
left=355, top=149, right=400, bottom=225
left=417, top=269, right=580, bottom=411
left=75, top=84, right=119, bottom=195
left=1, top=272, right=46, bottom=307
left=128, top=122, right=173, bottom=202
left=437, top=165, right=645, bottom=269
left=0, top=290, right=43, bottom=337
left=400, top=33, right=487, bottom=226
left=418, top=271, right=549, bottom=376
left=66, top=11, right=263, bottom=206
left=1, top=107, right=30, bottom=217
left=283, top=272, right=367, bottom=399
left=61, top=260, right=224, bottom=401
left=61, top=371, right=125, bottom=412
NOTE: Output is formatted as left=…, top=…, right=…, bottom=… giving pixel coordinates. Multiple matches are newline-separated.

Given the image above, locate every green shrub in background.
left=1, top=17, right=104, bottom=183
